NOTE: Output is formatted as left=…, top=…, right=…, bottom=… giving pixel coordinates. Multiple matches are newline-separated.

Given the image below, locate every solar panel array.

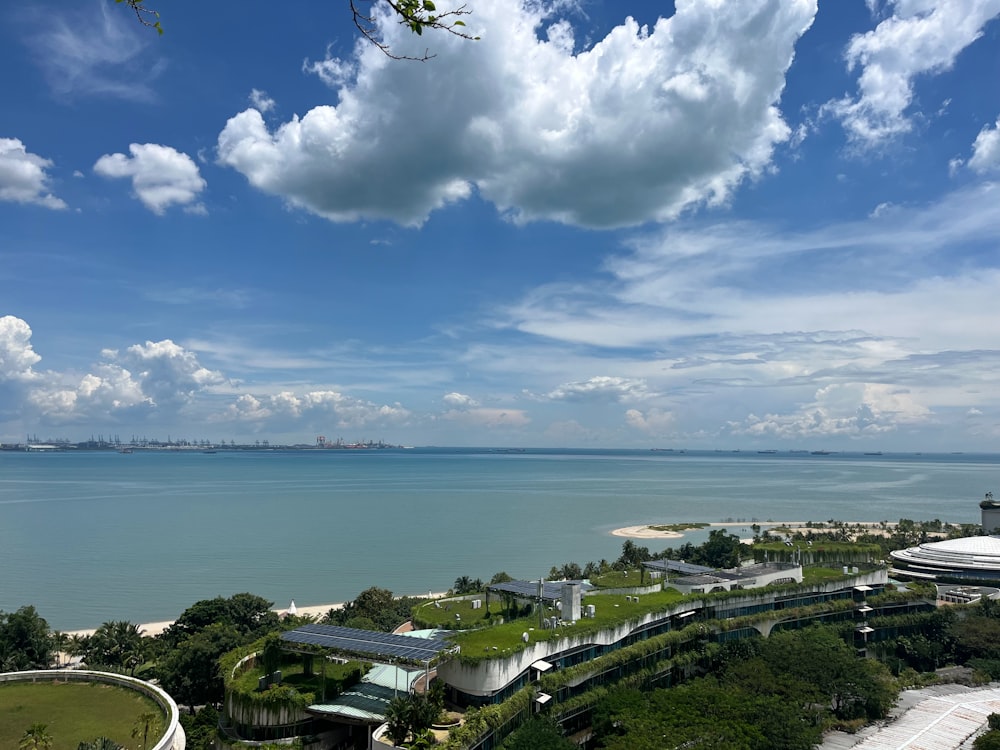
left=281, top=624, right=453, bottom=664
left=643, top=560, right=715, bottom=575
left=488, top=580, right=594, bottom=602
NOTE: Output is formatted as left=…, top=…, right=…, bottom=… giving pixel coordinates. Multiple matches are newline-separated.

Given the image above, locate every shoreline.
left=611, top=521, right=807, bottom=540
left=62, top=591, right=449, bottom=638
left=610, top=520, right=906, bottom=540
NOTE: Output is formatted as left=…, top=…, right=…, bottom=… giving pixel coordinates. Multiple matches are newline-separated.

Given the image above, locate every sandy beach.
left=63, top=592, right=449, bottom=638
left=611, top=521, right=807, bottom=540
left=608, top=520, right=915, bottom=541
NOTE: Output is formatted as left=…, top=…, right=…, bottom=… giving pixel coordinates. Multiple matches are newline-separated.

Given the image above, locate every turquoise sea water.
left=0, top=448, right=996, bottom=630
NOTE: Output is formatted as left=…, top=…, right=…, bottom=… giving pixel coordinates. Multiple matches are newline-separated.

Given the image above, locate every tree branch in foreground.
left=351, top=0, right=478, bottom=61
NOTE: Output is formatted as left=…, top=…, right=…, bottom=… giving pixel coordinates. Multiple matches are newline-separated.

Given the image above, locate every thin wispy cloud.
left=23, top=2, right=165, bottom=101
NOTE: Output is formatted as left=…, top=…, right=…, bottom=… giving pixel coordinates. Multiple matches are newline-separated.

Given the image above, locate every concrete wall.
left=0, top=670, right=184, bottom=750
left=982, top=506, right=1000, bottom=534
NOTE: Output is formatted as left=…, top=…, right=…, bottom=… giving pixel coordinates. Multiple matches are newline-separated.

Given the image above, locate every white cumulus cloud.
left=545, top=376, right=650, bottom=403
left=443, top=392, right=479, bottom=408
left=0, top=138, right=66, bottom=209
left=119, top=339, right=226, bottom=406
left=731, top=383, right=931, bottom=439
left=827, top=0, right=1000, bottom=146
left=0, top=315, right=43, bottom=381
left=249, top=88, right=276, bottom=113
left=968, top=116, right=1000, bottom=173
left=442, top=407, right=531, bottom=428
left=218, top=389, right=411, bottom=430
left=625, top=407, right=675, bottom=434
left=218, top=0, right=817, bottom=228
left=94, top=143, right=206, bottom=215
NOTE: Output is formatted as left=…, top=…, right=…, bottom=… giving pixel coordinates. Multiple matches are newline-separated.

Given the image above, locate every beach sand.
left=63, top=591, right=449, bottom=638
left=608, top=520, right=913, bottom=541
left=610, top=521, right=809, bottom=540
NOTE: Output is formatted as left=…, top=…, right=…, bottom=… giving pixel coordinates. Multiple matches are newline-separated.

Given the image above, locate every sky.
left=2, top=0, right=1000, bottom=450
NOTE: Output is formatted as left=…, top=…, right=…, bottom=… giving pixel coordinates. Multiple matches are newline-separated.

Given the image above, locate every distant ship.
left=757, top=450, right=778, bottom=454
left=864, top=452, right=883, bottom=456
left=810, top=450, right=833, bottom=455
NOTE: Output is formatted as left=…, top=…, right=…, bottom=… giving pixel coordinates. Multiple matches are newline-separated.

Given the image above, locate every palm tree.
left=50, top=631, right=70, bottom=667
left=87, top=621, right=144, bottom=673
left=76, top=738, right=123, bottom=750
left=131, top=711, right=159, bottom=750
left=19, top=723, right=52, bottom=750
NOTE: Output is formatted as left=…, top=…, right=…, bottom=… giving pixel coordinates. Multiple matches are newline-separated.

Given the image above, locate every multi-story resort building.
left=219, top=560, right=901, bottom=749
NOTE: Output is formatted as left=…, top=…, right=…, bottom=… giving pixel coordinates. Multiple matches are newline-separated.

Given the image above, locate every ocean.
left=0, top=448, right=996, bottom=630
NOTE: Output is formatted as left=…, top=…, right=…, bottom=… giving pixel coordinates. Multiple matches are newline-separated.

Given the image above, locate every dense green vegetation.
left=761, top=518, right=984, bottom=559
left=649, top=522, right=710, bottom=532
left=0, top=682, right=163, bottom=750
left=8, top=520, right=1000, bottom=749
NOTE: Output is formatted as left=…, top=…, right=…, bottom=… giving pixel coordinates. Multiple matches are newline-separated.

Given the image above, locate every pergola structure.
left=281, top=624, right=457, bottom=668
left=277, top=624, right=459, bottom=728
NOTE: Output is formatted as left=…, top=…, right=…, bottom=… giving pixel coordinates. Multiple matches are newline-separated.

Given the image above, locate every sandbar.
left=611, top=521, right=803, bottom=540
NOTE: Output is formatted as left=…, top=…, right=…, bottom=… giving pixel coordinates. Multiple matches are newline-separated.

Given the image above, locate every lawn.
left=229, top=654, right=364, bottom=700
left=446, top=589, right=687, bottom=661
left=413, top=597, right=495, bottom=629
left=0, top=681, right=164, bottom=750
left=589, top=568, right=654, bottom=588
left=802, top=566, right=854, bottom=583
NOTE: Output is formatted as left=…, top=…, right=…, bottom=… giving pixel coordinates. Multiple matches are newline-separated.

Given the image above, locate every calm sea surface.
left=0, top=448, right=996, bottom=630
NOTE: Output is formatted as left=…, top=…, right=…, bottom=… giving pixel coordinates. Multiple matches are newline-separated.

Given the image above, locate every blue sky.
left=2, top=0, right=1000, bottom=449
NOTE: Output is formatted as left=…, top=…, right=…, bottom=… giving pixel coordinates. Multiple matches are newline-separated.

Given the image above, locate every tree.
left=503, top=717, right=576, bottom=749
left=690, top=529, right=745, bottom=569
left=19, top=724, right=52, bottom=750
left=225, top=592, right=280, bottom=637
left=131, top=712, right=159, bottom=750
left=560, top=562, right=582, bottom=580
left=50, top=631, right=70, bottom=667
left=159, top=622, right=242, bottom=712
left=177, top=706, right=218, bottom=750
left=327, top=586, right=422, bottom=632
left=384, top=691, right=440, bottom=746
left=76, top=739, right=123, bottom=750
left=161, top=593, right=276, bottom=647
left=0, top=606, right=51, bottom=671
left=86, top=621, right=145, bottom=673
left=617, top=539, right=650, bottom=568
left=351, top=0, right=478, bottom=60
left=384, top=695, right=413, bottom=746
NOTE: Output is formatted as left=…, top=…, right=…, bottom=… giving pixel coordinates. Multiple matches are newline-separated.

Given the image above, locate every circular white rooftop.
left=891, top=535, right=1000, bottom=579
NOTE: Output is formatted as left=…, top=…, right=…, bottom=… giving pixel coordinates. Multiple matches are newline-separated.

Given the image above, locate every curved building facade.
left=890, top=496, right=1000, bottom=583
left=890, top=535, right=1000, bottom=582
